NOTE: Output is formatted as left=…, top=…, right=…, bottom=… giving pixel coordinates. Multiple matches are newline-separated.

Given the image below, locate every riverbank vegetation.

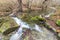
left=0, top=0, right=60, bottom=40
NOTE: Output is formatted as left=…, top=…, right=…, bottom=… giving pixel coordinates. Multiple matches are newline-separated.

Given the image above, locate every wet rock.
left=3, top=26, right=19, bottom=35
left=0, top=16, right=18, bottom=33
left=22, top=27, right=58, bottom=40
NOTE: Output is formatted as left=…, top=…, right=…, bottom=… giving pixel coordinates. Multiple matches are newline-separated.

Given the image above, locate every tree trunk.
left=17, top=0, right=22, bottom=12
left=11, top=0, right=22, bottom=16
left=42, top=0, right=48, bottom=12
left=27, top=0, right=32, bottom=13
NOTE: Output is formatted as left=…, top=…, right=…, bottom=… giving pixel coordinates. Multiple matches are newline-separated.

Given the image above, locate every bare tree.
left=41, top=0, right=48, bottom=12
left=17, top=0, right=22, bottom=12
left=10, top=0, right=23, bottom=17
left=27, top=0, right=32, bottom=13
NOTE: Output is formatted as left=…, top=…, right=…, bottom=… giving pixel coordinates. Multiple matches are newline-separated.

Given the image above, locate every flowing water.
left=10, top=14, right=44, bottom=40
left=9, top=13, right=58, bottom=40
left=9, top=7, right=58, bottom=40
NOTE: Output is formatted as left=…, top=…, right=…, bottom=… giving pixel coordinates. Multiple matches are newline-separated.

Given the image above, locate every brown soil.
left=47, top=19, right=60, bottom=33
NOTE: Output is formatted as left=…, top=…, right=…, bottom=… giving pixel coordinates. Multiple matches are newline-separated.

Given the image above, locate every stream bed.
left=9, top=15, right=58, bottom=40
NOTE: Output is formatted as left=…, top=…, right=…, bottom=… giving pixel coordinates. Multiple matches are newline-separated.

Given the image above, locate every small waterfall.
left=34, top=24, right=43, bottom=32
left=10, top=15, right=43, bottom=40
left=9, top=12, right=58, bottom=40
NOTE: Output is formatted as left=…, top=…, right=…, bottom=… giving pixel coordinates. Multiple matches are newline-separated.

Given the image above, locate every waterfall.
left=10, top=15, right=43, bottom=40
left=9, top=12, right=57, bottom=40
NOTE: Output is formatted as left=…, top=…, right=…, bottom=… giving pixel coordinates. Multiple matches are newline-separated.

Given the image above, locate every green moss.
left=0, top=16, right=18, bottom=33
left=31, top=16, right=46, bottom=24
left=31, top=16, right=45, bottom=21
left=56, top=19, right=60, bottom=26
left=21, top=15, right=45, bottom=25
left=3, top=26, right=19, bottom=35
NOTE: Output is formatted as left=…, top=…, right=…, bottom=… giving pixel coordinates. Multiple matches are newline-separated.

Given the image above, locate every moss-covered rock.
left=31, top=16, right=46, bottom=24
left=0, top=16, right=18, bottom=33
left=56, top=19, right=60, bottom=26
left=18, top=13, right=46, bottom=25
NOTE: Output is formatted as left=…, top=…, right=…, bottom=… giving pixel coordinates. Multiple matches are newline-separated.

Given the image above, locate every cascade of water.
left=10, top=18, right=23, bottom=40
left=11, top=16, right=43, bottom=32
left=10, top=15, right=43, bottom=40
left=34, top=24, right=43, bottom=32
left=9, top=11, right=58, bottom=40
